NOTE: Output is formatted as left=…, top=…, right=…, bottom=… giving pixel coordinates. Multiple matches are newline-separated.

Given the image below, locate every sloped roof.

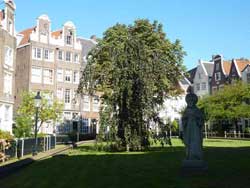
left=187, top=67, right=197, bottom=83
left=222, top=61, right=231, bottom=75
left=51, top=30, right=62, bottom=39
left=235, top=59, right=250, bottom=73
left=18, top=27, right=36, bottom=46
left=202, top=62, right=214, bottom=76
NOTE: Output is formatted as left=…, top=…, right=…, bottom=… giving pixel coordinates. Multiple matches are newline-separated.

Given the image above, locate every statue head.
left=185, top=86, right=198, bottom=107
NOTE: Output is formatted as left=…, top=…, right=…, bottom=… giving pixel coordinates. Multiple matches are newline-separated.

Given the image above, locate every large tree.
left=198, top=81, right=250, bottom=132
left=14, top=91, right=63, bottom=138
left=79, top=19, right=186, bottom=148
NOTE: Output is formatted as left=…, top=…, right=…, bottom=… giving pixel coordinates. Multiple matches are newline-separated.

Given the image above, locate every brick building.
left=0, top=0, right=16, bottom=133
left=15, top=14, right=83, bottom=134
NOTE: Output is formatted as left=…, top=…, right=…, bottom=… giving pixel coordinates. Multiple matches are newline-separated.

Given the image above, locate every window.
left=64, top=122, right=71, bottom=132
left=81, top=118, right=89, bottom=133
left=57, top=69, right=63, bottom=82
left=73, top=71, right=79, bottom=84
left=196, top=83, right=200, bottom=91
left=58, top=50, right=64, bottom=60
left=66, top=35, right=72, bottom=45
left=4, top=105, right=10, bottom=121
left=74, top=54, right=79, bottom=63
left=4, top=73, right=12, bottom=95
left=198, top=73, right=202, bottom=79
left=31, top=67, right=42, bottom=83
left=83, top=95, right=90, bottom=111
left=93, top=96, right=99, bottom=112
left=65, top=89, right=71, bottom=104
left=247, top=73, right=250, bottom=83
left=215, top=72, right=221, bottom=81
left=65, top=70, right=72, bottom=83
left=44, top=49, right=49, bottom=60
left=4, top=46, right=13, bottom=66
left=32, top=48, right=42, bottom=59
left=66, top=51, right=71, bottom=62
left=57, top=88, right=63, bottom=100
left=43, top=69, right=53, bottom=84
left=201, top=82, right=206, bottom=90
left=215, top=63, right=220, bottom=71
left=64, top=112, right=71, bottom=120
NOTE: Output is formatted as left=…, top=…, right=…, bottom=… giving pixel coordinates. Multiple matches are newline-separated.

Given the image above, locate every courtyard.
left=1, top=139, right=250, bottom=188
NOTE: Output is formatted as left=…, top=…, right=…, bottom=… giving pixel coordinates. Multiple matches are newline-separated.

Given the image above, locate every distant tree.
left=198, top=81, right=250, bottom=132
left=79, top=19, right=186, bottom=149
left=14, top=91, right=63, bottom=138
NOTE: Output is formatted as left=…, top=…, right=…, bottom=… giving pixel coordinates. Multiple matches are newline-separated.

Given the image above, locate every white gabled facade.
left=193, top=60, right=213, bottom=97
left=159, top=77, right=191, bottom=131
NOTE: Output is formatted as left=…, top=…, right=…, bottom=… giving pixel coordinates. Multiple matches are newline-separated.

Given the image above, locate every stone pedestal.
left=181, top=160, right=208, bottom=176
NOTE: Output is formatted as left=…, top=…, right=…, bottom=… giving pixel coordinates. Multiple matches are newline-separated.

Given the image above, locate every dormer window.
left=66, top=35, right=72, bottom=45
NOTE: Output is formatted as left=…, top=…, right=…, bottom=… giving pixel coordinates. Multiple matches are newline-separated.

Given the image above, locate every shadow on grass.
left=1, top=146, right=250, bottom=188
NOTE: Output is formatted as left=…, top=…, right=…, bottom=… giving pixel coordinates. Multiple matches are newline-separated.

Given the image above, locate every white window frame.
left=57, top=69, right=64, bottom=82
left=66, top=35, right=72, bottom=45
left=65, top=51, right=72, bottom=62
left=57, top=88, right=64, bottom=100
left=65, top=70, right=72, bottom=83
left=31, top=67, right=42, bottom=83
left=57, top=50, right=64, bottom=61
left=4, top=46, right=13, bottom=67
left=65, top=89, right=71, bottom=104
left=74, top=53, right=79, bottom=63
left=3, top=72, right=12, bottom=95
left=43, top=69, right=54, bottom=85
left=201, top=82, right=206, bottom=90
left=83, top=95, right=90, bottom=111
left=4, top=105, right=10, bottom=121
left=32, top=47, right=42, bottom=60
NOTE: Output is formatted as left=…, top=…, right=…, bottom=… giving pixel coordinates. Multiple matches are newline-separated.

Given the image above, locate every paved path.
left=0, top=140, right=95, bottom=179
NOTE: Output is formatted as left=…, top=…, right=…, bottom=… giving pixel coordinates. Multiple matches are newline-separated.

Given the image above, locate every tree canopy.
left=79, top=19, right=186, bottom=149
left=14, top=91, right=63, bottom=138
left=198, top=81, right=250, bottom=131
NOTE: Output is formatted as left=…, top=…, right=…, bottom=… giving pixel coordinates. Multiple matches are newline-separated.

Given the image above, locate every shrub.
left=0, top=130, right=13, bottom=140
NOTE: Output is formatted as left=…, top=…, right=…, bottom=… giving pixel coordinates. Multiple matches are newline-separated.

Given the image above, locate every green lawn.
left=1, top=139, right=250, bottom=188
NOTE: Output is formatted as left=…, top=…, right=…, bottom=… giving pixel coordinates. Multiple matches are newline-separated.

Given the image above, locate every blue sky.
left=9, top=0, right=250, bottom=69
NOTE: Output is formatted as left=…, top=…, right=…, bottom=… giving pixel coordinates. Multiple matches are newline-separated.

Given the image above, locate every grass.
left=1, top=139, right=250, bottom=188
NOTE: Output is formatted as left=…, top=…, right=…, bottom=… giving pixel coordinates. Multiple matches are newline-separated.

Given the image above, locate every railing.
left=3, top=135, right=56, bottom=160
left=203, top=131, right=250, bottom=139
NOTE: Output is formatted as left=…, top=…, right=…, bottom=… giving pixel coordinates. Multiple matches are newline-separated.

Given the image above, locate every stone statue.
left=181, top=86, right=207, bottom=172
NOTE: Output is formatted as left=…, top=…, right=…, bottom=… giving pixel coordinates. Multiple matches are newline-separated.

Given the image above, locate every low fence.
left=203, top=131, right=250, bottom=139
left=3, top=136, right=56, bottom=159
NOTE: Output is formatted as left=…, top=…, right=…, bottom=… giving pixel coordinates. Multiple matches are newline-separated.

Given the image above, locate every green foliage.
left=79, top=19, right=185, bottom=149
left=14, top=91, right=63, bottom=138
left=13, top=115, right=33, bottom=138
left=171, top=119, right=179, bottom=132
left=0, top=130, right=13, bottom=140
left=198, top=81, right=250, bottom=131
left=199, top=82, right=250, bottom=120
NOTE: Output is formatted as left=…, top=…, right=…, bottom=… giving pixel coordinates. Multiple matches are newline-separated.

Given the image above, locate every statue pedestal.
left=181, top=160, right=208, bottom=176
